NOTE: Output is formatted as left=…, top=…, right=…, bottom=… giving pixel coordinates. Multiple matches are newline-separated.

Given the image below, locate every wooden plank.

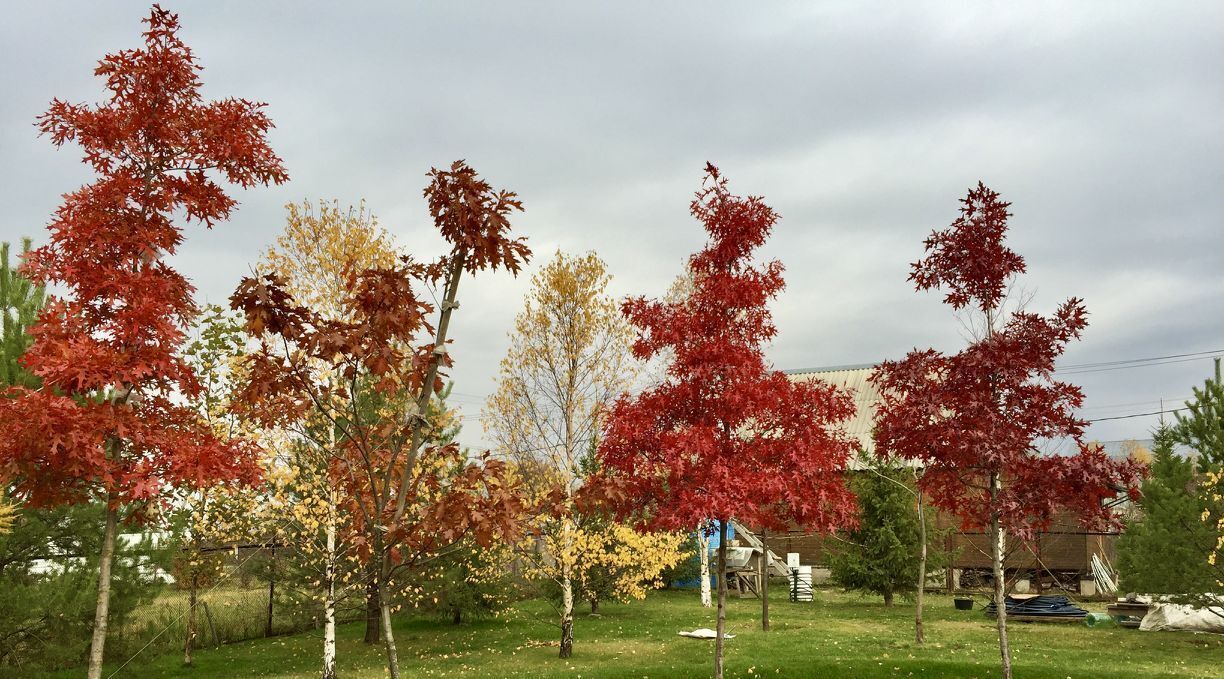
left=1003, top=614, right=1091, bottom=623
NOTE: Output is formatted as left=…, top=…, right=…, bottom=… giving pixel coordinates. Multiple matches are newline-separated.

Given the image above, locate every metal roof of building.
left=784, top=363, right=882, bottom=461
left=783, top=364, right=1187, bottom=467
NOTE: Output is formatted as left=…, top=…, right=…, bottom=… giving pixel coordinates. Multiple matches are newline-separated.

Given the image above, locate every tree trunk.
left=699, top=526, right=712, bottom=608
left=452, top=607, right=462, bottom=625
left=915, top=486, right=927, bottom=646
left=378, top=562, right=400, bottom=679
left=590, top=598, right=599, bottom=615
left=184, top=573, right=198, bottom=666
left=714, top=520, right=729, bottom=679
left=559, top=571, right=575, bottom=658
left=760, top=527, right=769, bottom=631
left=322, top=496, right=337, bottom=679
left=884, top=590, right=895, bottom=607
left=323, top=590, right=337, bottom=679
left=990, top=473, right=1013, bottom=679
left=363, top=569, right=381, bottom=644
left=86, top=503, right=118, bottom=679
left=86, top=504, right=118, bottom=679
left=392, top=251, right=466, bottom=524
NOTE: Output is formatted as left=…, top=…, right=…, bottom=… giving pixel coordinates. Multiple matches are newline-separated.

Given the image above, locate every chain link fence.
left=107, top=546, right=367, bottom=668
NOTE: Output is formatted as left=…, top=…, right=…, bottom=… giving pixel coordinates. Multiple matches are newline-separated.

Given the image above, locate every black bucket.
left=954, top=598, right=974, bottom=611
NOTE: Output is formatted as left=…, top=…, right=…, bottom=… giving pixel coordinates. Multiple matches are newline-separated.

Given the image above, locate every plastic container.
left=1084, top=612, right=1115, bottom=627
left=954, top=597, right=974, bottom=611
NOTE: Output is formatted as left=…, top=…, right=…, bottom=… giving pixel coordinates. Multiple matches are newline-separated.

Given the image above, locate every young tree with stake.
left=872, top=183, right=1145, bottom=679
left=233, top=161, right=532, bottom=679
left=592, top=164, right=858, bottom=679
left=0, top=8, right=286, bottom=677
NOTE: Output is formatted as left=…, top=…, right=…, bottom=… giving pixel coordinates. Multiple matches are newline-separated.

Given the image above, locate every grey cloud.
left=1, top=1, right=1220, bottom=448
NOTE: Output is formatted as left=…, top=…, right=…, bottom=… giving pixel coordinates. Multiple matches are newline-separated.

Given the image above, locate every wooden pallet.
left=1106, top=602, right=1149, bottom=628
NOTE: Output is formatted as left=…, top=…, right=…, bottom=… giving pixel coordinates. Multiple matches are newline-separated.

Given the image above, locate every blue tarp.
left=672, top=520, right=731, bottom=589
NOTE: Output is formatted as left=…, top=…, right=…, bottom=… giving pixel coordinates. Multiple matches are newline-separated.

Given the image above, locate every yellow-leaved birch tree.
left=483, top=251, right=635, bottom=658
left=259, top=199, right=399, bottom=676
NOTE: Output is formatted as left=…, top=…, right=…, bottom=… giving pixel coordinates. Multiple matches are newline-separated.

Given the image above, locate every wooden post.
left=266, top=545, right=276, bottom=637
left=760, top=527, right=770, bottom=631
left=945, top=528, right=955, bottom=592
left=184, top=573, right=198, bottom=665
left=202, top=601, right=220, bottom=647
left=714, top=520, right=729, bottom=679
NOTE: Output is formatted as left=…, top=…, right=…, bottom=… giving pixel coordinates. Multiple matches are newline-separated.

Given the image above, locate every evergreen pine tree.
left=1116, top=425, right=1215, bottom=601
left=828, top=460, right=936, bottom=606
left=0, top=238, right=45, bottom=388
left=1174, top=359, right=1223, bottom=472
left=0, top=239, right=45, bottom=533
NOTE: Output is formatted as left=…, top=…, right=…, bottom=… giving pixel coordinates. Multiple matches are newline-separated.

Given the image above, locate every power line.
left=1058, top=355, right=1222, bottom=376
left=1078, top=395, right=1192, bottom=411
left=1086, top=408, right=1185, bottom=423
left=1056, top=349, right=1223, bottom=375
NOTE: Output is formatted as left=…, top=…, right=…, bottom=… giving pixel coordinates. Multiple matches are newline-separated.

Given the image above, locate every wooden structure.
left=721, top=521, right=792, bottom=598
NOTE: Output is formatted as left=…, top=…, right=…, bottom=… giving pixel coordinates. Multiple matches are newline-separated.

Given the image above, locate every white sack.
left=1140, top=603, right=1224, bottom=633
left=678, top=628, right=735, bottom=639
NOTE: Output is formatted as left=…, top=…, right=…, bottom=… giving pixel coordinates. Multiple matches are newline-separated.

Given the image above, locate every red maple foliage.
left=871, top=183, right=1145, bottom=678
left=0, top=4, right=285, bottom=511
left=0, top=7, right=286, bottom=675
left=873, top=183, right=1144, bottom=539
left=593, top=164, right=858, bottom=679
left=229, top=261, right=528, bottom=558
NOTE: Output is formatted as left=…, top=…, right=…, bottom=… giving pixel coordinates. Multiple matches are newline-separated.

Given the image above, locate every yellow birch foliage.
left=571, top=523, right=687, bottom=602
left=0, top=493, right=16, bottom=535
left=1120, top=439, right=1153, bottom=466
left=252, top=200, right=403, bottom=605
left=1204, top=470, right=1224, bottom=581
left=484, top=250, right=635, bottom=497
left=252, top=199, right=464, bottom=613
left=261, top=200, right=399, bottom=321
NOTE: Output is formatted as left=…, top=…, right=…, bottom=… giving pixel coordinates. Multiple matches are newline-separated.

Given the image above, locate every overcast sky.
left=2, top=1, right=1221, bottom=450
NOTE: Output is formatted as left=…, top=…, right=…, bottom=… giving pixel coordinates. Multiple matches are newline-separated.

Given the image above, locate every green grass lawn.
left=45, top=589, right=1224, bottom=678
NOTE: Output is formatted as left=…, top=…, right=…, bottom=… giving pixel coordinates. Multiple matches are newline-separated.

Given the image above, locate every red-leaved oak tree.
left=0, top=6, right=287, bottom=677
left=231, top=161, right=533, bottom=679
left=871, top=183, right=1144, bottom=679
left=591, top=164, right=858, bottom=679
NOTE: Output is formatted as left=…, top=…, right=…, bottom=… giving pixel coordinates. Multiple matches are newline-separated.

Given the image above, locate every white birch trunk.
left=990, top=472, right=1013, bottom=679
left=559, top=515, right=575, bottom=658
left=322, top=489, right=337, bottom=679
left=699, top=526, right=712, bottom=608
left=713, top=520, right=728, bottom=679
